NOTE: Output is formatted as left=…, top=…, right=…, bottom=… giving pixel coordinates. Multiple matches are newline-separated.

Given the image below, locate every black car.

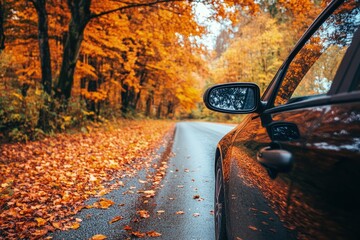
left=203, top=0, right=360, bottom=239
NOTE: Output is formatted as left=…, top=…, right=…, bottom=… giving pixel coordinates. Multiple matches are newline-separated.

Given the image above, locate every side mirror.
left=203, top=83, right=261, bottom=114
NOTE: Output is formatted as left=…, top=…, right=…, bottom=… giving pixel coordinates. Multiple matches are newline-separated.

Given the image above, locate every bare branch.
left=90, top=0, right=188, bottom=20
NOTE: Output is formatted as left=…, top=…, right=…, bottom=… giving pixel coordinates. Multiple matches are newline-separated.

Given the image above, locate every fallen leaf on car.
left=109, top=216, right=123, bottom=224
left=147, top=230, right=162, bottom=237
left=248, top=225, right=258, bottom=231
left=89, top=234, right=107, bottom=240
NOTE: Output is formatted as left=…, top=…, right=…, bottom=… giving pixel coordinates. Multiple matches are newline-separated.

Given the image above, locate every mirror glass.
left=208, top=86, right=256, bottom=111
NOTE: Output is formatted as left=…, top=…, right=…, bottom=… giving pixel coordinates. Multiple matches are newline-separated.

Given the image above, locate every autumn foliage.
left=0, top=120, right=174, bottom=239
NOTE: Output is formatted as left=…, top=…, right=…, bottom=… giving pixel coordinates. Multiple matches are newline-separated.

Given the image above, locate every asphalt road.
left=133, top=122, right=235, bottom=240
left=50, top=122, right=234, bottom=240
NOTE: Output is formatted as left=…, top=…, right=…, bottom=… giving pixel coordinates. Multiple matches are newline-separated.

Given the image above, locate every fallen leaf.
left=157, top=210, right=165, bottom=215
left=52, top=222, right=62, bottom=230
left=248, top=225, right=258, bottom=231
left=193, top=195, right=200, bottom=199
left=89, top=234, right=107, bottom=240
left=70, top=222, right=81, bottom=230
left=94, top=198, right=114, bottom=209
left=35, top=217, right=47, bottom=227
left=109, top=216, right=123, bottom=224
left=147, top=230, right=162, bottom=237
left=137, top=210, right=150, bottom=218
left=131, top=231, right=146, bottom=238
left=123, top=225, right=132, bottom=231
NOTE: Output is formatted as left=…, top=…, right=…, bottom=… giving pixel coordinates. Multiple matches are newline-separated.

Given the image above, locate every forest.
left=0, top=0, right=327, bottom=142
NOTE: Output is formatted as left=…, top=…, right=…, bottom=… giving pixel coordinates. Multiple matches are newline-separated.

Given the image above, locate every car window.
left=274, top=0, right=360, bottom=106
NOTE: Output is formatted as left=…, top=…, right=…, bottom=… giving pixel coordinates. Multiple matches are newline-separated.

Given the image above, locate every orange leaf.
left=146, top=230, right=162, bottom=237
left=248, top=225, right=258, bottom=231
left=109, top=216, right=123, bottom=224
left=123, top=225, right=132, bottom=231
left=35, top=217, right=47, bottom=227
left=131, top=231, right=146, bottom=238
left=94, top=198, right=114, bottom=209
left=89, top=234, right=107, bottom=240
left=137, top=210, right=150, bottom=219
left=52, top=222, right=62, bottom=230
left=70, top=222, right=81, bottom=230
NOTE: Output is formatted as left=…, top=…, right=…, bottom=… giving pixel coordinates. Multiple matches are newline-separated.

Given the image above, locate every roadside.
left=0, top=120, right=175, bottom=240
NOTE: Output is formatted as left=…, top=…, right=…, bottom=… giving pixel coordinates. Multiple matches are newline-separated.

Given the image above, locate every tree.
left=0, top=0, right=5, bottom=51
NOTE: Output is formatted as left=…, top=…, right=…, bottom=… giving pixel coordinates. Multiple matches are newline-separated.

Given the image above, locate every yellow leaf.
left=93, top=198, right=114, bottom=209
left=70, top=222, right=80, bottom=229
left=89, top=234, right=107, bottom=240
left=35, top=217, right=47, bottom=227
left=52, top=222, right=62, bottom=229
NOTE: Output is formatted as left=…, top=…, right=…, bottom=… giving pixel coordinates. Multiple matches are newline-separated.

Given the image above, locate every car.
left=203, top=0, right=360, bottom=239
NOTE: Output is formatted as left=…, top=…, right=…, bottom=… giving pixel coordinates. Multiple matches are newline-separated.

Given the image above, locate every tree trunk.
left=55, top=0, right=91, bottom=103
left=33, top=0, right=52, bottom=95
left=55, top=22, right=85, bottom=101
left=0, top=0, right=5, bottom=51
left=157, top=101, right=162, bottom=119
left=31, top=0, right=53, bottom=132
left=145, top=95, right=152, bottom=117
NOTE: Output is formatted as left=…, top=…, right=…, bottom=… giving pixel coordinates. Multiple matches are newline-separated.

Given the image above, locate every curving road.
left=134, top=122, right=235, bottom=239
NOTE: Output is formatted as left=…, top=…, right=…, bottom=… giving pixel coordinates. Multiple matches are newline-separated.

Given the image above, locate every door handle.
left=257, top=146, right=293, bottom=173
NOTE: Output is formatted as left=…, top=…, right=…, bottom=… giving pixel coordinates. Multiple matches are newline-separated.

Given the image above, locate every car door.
left=225, top=0, right=360, bottom=239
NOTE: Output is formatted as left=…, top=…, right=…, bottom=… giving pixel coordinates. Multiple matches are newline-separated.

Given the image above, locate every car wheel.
left=215, top=157, right=227, bottom=240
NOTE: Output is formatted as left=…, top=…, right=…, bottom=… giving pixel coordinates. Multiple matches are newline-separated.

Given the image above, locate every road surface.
left=50, top=122, right=234, bottom=239
left=133, top=122, right=235, bottom=239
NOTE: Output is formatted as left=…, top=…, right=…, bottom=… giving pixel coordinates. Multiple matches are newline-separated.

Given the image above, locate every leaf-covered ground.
left=0, top=120, right=175, bottom=239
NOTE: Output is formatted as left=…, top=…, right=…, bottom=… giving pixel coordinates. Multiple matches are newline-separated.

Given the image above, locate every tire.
left=215, top=157, right=228, bottom=240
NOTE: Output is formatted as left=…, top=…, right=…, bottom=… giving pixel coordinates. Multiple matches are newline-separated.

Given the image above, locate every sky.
left=193, top=2, right=222, bottom=50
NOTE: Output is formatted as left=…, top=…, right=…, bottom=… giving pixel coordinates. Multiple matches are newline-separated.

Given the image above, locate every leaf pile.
left=0, top=120, right=174, bottom=239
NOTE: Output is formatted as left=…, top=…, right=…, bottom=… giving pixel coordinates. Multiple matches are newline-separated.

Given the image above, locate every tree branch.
left=90, top=0, right=188, bottom=20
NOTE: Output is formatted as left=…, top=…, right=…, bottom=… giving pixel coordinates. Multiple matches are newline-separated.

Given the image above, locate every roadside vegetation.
left=0, top=120, right=174, bottom=239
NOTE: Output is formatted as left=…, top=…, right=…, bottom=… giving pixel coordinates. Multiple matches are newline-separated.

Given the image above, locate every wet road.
left=50, top=122, right=234, bottom=240
left=135, top=122, right=234, bottom=239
